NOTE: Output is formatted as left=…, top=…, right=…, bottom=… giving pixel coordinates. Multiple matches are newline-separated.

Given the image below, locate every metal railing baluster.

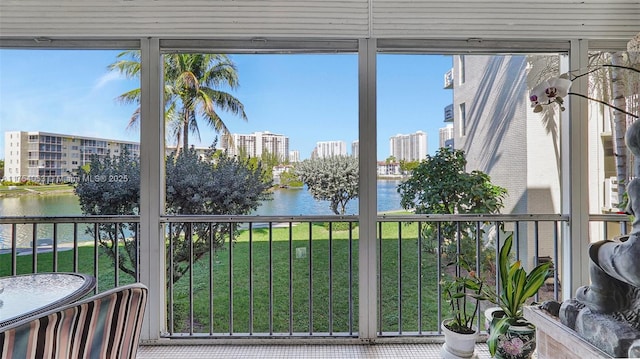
left=553, top=221, right=560, bottom=301
left=328, top=221, right=333, bottom=335
left=308, top=222, right=313, bottom=335
left=229, top=223, right=234, bottom=335
left=417, top=221, right=423, bottom=334
left=73, top=222, right=79, bottom=272
left=475, top=221, right=481, bottom=331
left=348, top=221, right=354, bottom=335
left=31, top=223, right=37, bottom=272
left=436, top=221, right=443, bottom=334
left=377, top=221, right=383, bottom=335
left=269, top=222, right=273, bottom=336
left=397, top=221, right=402, bottom=334
left=11, top=223, right=17, bottom=275
left=188, top=222, right=194, bottom=336
left=52, top=223, right=58, bottom=271
left=534, top=221, right=540, bottom=302
left=168, top=223, right=174, bottom=335
left=111, top=222, right=117, bottom=287
left=289, top=221, right=294, bottom=335
left=93, top=223, right=99, bottom=293
left=248, top=222, right=254, bottom=335
left=209, top=222, right=215, bottom=335
left=515, top=221, right=520, bottom=261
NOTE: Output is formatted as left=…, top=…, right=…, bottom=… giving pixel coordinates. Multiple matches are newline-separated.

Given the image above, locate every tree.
left=399, top=159, right=420, bottom=174
left=295, top=156, right=359, bottom=215
left=0, top=159, right=4, bottom=179
left=279, top=170, right=303, bottom=188
left=109, top=52, right=248, bottom=151
left=397, top=147, right=507, bottom=259
left=165, top=147, right=272, bottom=283
left=237, top=149, right=281, bottom=185
left=74, top=148, right=140, bottom=279
left=74, top=146, right=272, bottom=283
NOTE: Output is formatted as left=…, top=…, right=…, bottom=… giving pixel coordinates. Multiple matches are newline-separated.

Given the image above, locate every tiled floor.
left=137, top=343, right=492, bottom=358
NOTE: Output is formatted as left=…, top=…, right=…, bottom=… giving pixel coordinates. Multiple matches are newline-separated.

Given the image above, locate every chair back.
left=0, top=283, right=147, bottom=359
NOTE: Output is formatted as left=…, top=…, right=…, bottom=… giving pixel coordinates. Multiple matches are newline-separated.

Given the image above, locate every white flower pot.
left=441, top=319, right=479, bottom=359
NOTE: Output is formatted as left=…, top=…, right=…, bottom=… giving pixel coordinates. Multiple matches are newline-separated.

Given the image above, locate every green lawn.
left=0, top=184, right=74, bottom=196
left=0, top=221, right=448, bottom=334
left=0, top=245, right=136, bottom=291
left=169, top=221, right=443, bottom=334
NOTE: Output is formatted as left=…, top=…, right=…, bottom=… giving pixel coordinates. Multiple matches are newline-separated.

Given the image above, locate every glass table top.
left=0, top=272, right=96, bottom=327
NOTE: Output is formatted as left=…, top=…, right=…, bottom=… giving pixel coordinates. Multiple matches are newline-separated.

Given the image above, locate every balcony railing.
left=0, top=213, right=629, bottom=339
left=0, top=215, right=140, bottom=292
left=444, top=104, right=454, bottom=122
left=444, top=68, right=454, bottom=89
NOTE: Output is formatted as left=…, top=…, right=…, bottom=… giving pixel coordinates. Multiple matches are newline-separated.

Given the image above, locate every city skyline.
left=0, top=50, right=453, bottom=161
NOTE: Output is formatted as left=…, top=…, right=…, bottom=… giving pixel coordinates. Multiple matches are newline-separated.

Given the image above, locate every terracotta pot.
left=441, top=319, right=479, bottom=359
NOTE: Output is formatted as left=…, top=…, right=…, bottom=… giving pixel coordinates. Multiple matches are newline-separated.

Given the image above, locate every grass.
left=0, top=184, right=74, bottom=196
left=0, top=245, right=137, bottom=291
left=0, top=221, right=449, bottom=335
left=170, top=221, right=444, bottom=334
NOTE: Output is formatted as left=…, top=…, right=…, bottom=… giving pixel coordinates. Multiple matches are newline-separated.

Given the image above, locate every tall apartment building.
left=289, top=150, right=300, bottom=163
left=389, top=131, right=427, bottom=162
left=222, top=131, right=289, bottom=162
left=449, top=55, right=562, bottom=215
left=4, top=131, right=140, bottom=183
left=351, top=140, right=359, bottom=158
left=439, top=125, right=454, bottom=149
left=314, top=141, right=347, bottom=158
left=447, top=54, right=564, bottom=265
left=447, top=52, right=638, bottom=261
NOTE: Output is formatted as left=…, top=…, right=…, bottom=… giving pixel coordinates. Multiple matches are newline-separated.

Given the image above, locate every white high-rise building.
left=222, top=131, right=289, bottom=162
left=289, top=150, right=300, bottom=163
left=315, top=141, right=347, bottom=158
left=439, top=125, right=454, bottom=149
left=4, top=131, right=140, bottom=183
left=389, top=131, right=427, bottom=162
left=351, top=140, right=359, bottom=158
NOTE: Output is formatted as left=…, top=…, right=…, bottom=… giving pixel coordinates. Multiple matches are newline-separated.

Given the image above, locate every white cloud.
left=93, top=71, right=123, bottom=91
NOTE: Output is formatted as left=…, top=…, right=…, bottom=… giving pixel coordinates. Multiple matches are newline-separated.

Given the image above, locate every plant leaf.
left=499, top=235, right=513, bottom=288
left=487, top=316, right=512, bottom=356
left=521, top=262, right=551, bottom=299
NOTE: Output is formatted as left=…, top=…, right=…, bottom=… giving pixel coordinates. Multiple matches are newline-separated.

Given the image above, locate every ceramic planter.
left=441, top=319, right=479, bottom=359
left=485, top=307, right=537, bottom=358
left=494, top=321, right=536, bottom=359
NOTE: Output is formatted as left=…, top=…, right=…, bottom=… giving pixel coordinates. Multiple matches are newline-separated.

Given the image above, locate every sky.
left=0, top=49, right=453, bottom=160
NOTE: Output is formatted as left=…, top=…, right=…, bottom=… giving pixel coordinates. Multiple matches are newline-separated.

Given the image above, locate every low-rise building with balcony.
left=3, top=131, right=139, bottom=183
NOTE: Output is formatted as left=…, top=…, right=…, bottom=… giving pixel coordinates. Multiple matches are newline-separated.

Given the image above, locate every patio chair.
left=0, top=283, right=147, bottom=359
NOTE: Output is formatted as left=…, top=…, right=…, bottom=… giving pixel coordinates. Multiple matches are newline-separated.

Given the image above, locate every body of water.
left=252, top=180, right=403, bottom=216
left=0, top=180, right=404, bottom=248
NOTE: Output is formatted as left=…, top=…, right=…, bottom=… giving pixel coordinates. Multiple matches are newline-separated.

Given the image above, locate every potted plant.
left=440, top=254, right=484, bottom=359
left=482, top=234, right=551, bottom=359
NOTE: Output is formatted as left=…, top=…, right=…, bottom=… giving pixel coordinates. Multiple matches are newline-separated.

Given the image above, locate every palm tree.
left=109, top=52, right=247, bottom=150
